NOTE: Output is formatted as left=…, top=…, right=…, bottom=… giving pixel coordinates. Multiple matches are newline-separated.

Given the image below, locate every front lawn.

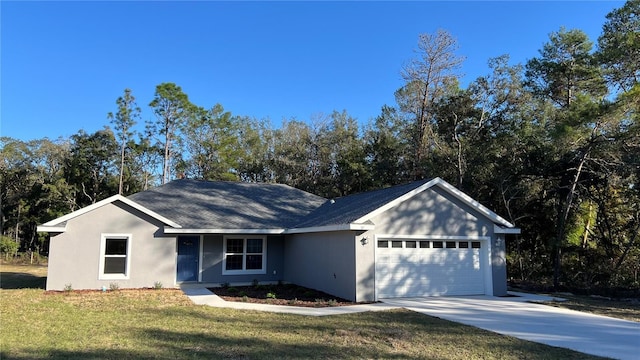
left=0, top=265, right=596, bottom=359
left=0, top=265, right=608, bottom=359
left=1, top=289, right=607, bottom=359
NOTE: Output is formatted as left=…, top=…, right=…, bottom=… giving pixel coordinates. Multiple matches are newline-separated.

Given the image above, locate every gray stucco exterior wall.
left=283, top=231, right=357, bottom=301
left=358, top=186, right=508, bottom=298
left=46, top=201, right=176, bottom=291
left=492, top=234, right=508, bottom=295
left=200, top=235, right=284, bottom=284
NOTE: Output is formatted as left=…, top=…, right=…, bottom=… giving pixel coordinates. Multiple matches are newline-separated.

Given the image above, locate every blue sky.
left=1, top=1, right=624, bottom=142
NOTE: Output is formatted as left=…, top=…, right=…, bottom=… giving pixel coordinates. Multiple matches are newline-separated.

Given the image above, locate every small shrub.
left=238, top=291, right=247, bottom=297
left=0, top=235, right=18, bottom=261
left=266, top=292, right=277, bottom=299
left=287, top=298, right=298, bottom=305
left=241, top=295, right=249, bottom=302
left=227, top=287, right=238, bottom=293
left=153, top=281, right=163, bottom=289
left=327, top=299, right=337, bottom=306
left=64, top=283, right=73, bottom=292
left=220, top=282, right=230, bottom=288
left=109, top=283, right=120, bottom=291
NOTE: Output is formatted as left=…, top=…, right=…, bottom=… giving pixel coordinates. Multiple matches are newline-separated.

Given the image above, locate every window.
left=446, top=241, right=457, bottom=248
left=458, top=241, right=469, bottom=248
left=405, top=241, right=417, bottom=248
left=223, top=236, right=266, bottom=275
left=432, top=241, right=444, bottom=248
left=99, top=234, right=131, bottom=280
left=419, top=241, right=430, bottom=248
left=377, top=240, right=389, bottom=248
left=391, top=241, right=403, bottom=248
left=472, top=241, right=482, bottom=249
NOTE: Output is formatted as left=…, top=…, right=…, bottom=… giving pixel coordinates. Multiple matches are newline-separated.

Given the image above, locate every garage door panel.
left=376, top=238, right=486, bottom=298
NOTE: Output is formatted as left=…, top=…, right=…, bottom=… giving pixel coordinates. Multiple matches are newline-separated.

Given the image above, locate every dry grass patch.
left=539, top=294, right=640, bottom=322
left=0, top=263, right=47, bottom=289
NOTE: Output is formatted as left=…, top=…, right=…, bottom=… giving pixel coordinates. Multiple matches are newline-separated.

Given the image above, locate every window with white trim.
left=223, top=236, right=266, bottom=275
left=99, top=234, right=131, bottom=280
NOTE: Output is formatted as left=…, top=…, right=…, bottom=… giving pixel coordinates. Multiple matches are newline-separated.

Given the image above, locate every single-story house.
left=38, top=177, right=520, bottom=302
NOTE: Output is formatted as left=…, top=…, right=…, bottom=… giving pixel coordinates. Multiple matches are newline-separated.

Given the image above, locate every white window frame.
left=99, top=233, right=132, bottom=280
left=222, top=236, right=267, bottom=275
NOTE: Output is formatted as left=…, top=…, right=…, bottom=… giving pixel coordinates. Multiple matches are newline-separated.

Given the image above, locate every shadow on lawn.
left=0, top=272, right=46, bottom=289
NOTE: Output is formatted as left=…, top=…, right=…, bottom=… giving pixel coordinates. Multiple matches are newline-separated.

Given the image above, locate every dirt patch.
left=209, top=284, right=362, bottom=307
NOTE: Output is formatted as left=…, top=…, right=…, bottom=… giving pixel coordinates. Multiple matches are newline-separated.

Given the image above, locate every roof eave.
left=494, top=224, right=521, bottom=234
left=164, top=227, right=285, bottom=235
left=36, top=225, right=67, bottom=233
left=284, top=223, right=375, bottom=234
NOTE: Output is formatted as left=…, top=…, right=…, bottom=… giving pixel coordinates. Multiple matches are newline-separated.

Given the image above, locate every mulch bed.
left=209, top=283, right=359, bottom=307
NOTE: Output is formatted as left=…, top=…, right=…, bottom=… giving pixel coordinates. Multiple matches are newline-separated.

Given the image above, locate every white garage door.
left=375, top=238, right=486, bottom=298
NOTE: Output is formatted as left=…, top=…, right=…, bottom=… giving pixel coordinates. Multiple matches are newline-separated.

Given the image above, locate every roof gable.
left=353, top=177, right=514, bottom=228
left=290, top=177, right=515, bottom=231
left=37, top=194, right=182, bottom=232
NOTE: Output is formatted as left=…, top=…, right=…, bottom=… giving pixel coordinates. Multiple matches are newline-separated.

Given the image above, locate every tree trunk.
left=553, top=148, right=589, bottom=289
left=118, top=140, right=125, bottom=195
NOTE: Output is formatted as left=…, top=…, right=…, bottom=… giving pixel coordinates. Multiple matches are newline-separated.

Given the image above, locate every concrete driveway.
left=382, top=293, right=639, bottom=360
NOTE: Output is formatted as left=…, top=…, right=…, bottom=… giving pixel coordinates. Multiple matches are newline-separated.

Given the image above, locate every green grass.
left=0, top=265, right=609, bottom=359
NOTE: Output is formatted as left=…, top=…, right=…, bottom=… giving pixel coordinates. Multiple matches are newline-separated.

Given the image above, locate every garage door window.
left=433, top=241, right=444, bottom=248
left=391, top=241, right=403, bottom=248
left=405, top=241, right=417, bottom=248
left=419, top=241, right=430, bottom=248
left=472, top=241, right=481, bottom=248
left=377, top=240, right=388, bottom=248
left=459, top=241, right=469, bottom=248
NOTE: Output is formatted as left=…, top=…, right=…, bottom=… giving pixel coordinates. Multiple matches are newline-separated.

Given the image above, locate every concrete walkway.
left=181, top=286, right=396, bottom=316
left=381, top=294, right=640, bottom=360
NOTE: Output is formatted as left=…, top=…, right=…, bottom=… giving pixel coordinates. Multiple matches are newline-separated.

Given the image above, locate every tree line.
left=1, top=1, right=638, bottom=291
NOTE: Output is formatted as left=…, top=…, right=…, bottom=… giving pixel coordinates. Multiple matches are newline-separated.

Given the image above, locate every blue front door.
left=177, top=236, right=199, bottom=282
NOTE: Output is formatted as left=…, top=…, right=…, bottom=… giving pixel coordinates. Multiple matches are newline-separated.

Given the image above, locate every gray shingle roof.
left=292, top=179, right=431, bottom=228
left=128, top=179, right=326, bottom=229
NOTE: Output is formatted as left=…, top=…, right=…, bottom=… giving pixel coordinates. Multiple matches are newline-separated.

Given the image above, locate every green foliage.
left=153, top=281, right=163, bottom=290
left=0, top=235, right=18, bottom=259
left=266, top=292, right=277, bottom=299
left=109, top=283, right=120, bottom=291
left=107, top=88, right=140, bottom=195
left=64, top=283, right=73, bottom=292
left=3, top=3, right=638, bottom=294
